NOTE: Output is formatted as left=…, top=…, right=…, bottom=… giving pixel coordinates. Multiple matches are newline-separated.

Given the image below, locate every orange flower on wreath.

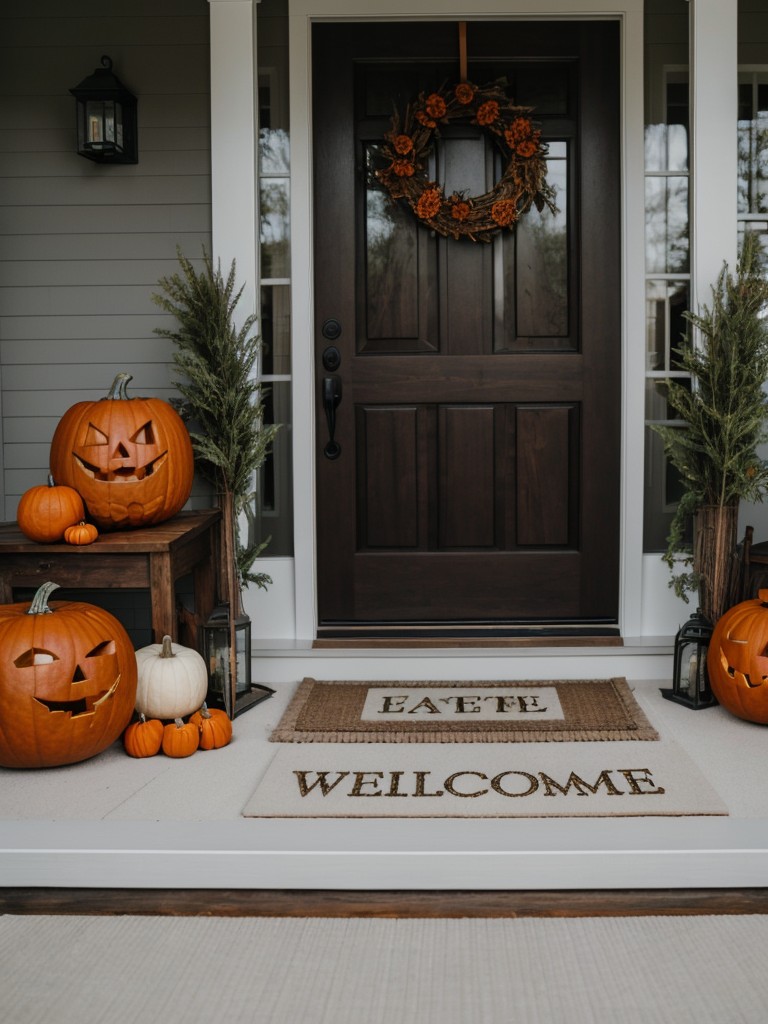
left=516, top=139, right=539, bottom=159
left=425, top=93, right=447, bottom=119
left=491, top=199, right=518, bottom=227
left=449, top=197, right=471, bottom=222
left=476, top=100, right=500, bottom=126
left=391, top=159, right=415, bottom=178
left=393, top=134, right=414, bottom=155
left=506, top=116, right=534, bottom=144
left=416, top=110, right=437, bottom=129
left=415, top=187, right=443, bottom=220
left=455, top=83, right=475, bottom=105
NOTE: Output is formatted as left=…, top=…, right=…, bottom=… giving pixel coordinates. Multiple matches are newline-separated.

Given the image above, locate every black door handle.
left=322, top=375, right=342, bottom=459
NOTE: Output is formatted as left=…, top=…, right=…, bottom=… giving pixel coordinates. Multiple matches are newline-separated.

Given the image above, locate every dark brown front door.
left=313, top=20, right=620, bottom=630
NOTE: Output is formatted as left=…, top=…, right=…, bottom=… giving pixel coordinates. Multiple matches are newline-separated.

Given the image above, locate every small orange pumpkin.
left=162, top=717, right=199, bottom=758
left=123, top=713, right=163, bottom=758
left=64, top=521, right=99, bottom=546
left=189, top=702, right=233, bottom=750
left=17, top=474, right=85, bottom=543
left=709, top=589, right=768, bottom=723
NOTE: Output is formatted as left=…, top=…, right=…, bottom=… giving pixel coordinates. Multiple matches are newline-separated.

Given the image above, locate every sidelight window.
left=255, top=0, right=293, bottom=556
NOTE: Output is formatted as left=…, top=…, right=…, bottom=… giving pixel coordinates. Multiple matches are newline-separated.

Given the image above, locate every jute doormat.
left=242, top=739, right=727, bottom=818
left=269, top=678, right=659, bottom=744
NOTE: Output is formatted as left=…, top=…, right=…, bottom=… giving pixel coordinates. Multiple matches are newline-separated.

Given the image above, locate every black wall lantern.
left=70, top=55, right=138, bottom=164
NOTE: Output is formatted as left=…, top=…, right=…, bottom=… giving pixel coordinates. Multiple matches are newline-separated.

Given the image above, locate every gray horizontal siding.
left=0, top=260, right=201, bottom=288
left=0, top=0, right=212, bottom=521
left=0, top=314, right=183, bottom=340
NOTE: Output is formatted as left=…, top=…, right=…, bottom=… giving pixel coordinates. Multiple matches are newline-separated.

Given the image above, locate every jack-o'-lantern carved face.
left=49, top=373, right=194, bottom=531
left=709, top=589, right=768, bottom=724
left=0, top=582, right=138, bottom=768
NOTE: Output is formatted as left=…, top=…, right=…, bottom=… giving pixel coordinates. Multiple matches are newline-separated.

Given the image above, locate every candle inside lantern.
left=688, top=653, right=698, bottom=696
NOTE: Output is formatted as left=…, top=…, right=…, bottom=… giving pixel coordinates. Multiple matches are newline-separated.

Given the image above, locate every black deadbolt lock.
left=322, top=346, right=341, bottom=372
left=322, top=317, right=342, bottom=341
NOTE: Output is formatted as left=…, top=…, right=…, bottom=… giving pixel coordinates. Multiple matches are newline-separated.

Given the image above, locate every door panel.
left=313, top=20, right=620, bottom=628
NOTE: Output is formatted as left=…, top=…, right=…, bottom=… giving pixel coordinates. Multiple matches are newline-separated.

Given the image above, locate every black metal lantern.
left=201, top=604, right=274, bottom=719
left=661, top=609, right=718, bottom=710
left=69, top=55, right=138, bottom=164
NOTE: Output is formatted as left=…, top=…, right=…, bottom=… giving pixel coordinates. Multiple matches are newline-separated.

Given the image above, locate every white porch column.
left=690, top=0, right=738, bottom=301
left=208, top=0, right=258, bottom=319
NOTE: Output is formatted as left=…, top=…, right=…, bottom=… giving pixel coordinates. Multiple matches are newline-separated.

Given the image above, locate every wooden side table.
left=0, top=509, right=221, bottom=647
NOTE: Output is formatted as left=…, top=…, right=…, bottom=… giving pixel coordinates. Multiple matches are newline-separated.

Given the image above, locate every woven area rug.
left=242, top=739, right=727, bottom=818
left=269, top=677, right=659, bottom=744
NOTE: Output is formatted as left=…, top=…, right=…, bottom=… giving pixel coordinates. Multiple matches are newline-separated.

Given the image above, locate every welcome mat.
left=269, top=678, right=659, bottom=744
left=242, top=740, right=728, bottom=818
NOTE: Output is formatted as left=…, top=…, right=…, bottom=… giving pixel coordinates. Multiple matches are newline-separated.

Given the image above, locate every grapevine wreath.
left=375, top=79, right=558, bottom=242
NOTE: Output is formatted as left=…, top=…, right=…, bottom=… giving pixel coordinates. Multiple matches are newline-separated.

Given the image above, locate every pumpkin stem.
left=46, top=473, right=56, bottom=488
left=106, top=372, right=133, bottom=401
left=200, top=701, right=212, bottom=720
left=173, top=717, right=185, bottom=728
left=27, top=581, right=60, bottom=615
left=160, top=635, right=175, bottom=658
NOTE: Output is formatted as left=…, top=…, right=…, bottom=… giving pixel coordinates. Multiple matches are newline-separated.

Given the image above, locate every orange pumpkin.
left=64, top=521, right=99, bottom=546
left=162, top=717, right=200, bottom=758
left=123, top=713, right=163, bottom=758
left=49, top=372, right=194, bottom=532
left=189, top=702, right=233, bottom=750
left=16, top=474, right=85, bottom=543
left=0, top=581, right=138, bottom=768
left=709, top=588, right=768, bottom=723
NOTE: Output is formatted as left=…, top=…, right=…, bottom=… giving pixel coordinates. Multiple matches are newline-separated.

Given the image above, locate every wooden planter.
left=694, top=503, right=740, bottom=626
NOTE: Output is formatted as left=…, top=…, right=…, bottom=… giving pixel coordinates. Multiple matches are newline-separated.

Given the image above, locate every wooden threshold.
left=314, top=635, right=624, bottom=650
left=2, top=888, right=766, bottom=918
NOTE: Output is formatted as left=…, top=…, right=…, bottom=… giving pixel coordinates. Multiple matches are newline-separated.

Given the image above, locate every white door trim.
left=288, top=0, right=646, bottom=640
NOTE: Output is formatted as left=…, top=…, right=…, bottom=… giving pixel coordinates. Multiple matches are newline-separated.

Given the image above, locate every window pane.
left=645, top=376, right=690, bottom=422
left=260, top=284, right=291, bottom=375
left=257, top=381, right=293, bottom=556
left=645, top=280, right=688, bottom=371
left=260, top=178, right=290, bottom=278
left=514, top=146, right=568, bottom=339
left=645, top=176, right=689, bottom=273
left=259, top=128, right=290, bottom=175
left=644, top=123, right=688, bottom=173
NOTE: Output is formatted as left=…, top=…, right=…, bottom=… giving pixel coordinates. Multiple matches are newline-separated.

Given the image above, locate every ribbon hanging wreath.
left=375, top=79, right=558, bottom=242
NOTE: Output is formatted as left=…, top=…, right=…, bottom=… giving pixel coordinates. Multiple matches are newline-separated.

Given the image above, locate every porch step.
left=250, top=638, right=675, bottom=686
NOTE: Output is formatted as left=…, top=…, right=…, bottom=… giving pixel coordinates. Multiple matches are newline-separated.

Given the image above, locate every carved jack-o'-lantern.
left=49, top=372, right=194, bottom=531
left=709, top=589, right=768, bottom=724
left=0, top=582, right=138, bottom=768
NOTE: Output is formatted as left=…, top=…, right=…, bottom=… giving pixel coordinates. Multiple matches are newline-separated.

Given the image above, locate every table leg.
left=0, top=569, right=13, bottom=605
left=149, top=551, right=175, bottom=642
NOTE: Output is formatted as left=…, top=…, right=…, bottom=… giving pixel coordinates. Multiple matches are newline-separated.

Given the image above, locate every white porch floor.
left=2, top=643, right=768, bottom=891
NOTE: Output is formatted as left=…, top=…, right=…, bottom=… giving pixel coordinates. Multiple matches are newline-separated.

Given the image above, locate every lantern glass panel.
left=85, top=100, right=124, bottom=154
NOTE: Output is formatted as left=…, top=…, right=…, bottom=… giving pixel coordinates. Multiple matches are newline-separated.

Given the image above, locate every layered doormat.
left=269, top=677, right=659, bottom=743
left=243, top=678, right=727, bottom=819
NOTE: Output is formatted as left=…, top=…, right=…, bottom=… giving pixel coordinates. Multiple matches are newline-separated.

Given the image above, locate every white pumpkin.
left=134, top=635, right=208, bottom=720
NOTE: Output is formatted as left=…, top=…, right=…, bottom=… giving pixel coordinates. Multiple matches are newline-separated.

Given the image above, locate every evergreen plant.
left=654, top=231, right=768, bottom=613
left=152, top=248, right=280, bottom=601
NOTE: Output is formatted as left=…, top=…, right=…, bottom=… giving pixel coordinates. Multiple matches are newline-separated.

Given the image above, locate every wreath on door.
left=374, top=79, right=558, bottom=242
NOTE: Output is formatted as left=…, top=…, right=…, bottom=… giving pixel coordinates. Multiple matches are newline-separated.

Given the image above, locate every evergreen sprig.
left=654, top=232, right=768, bottom=599
left=152, top=248, right=280, bottom=590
